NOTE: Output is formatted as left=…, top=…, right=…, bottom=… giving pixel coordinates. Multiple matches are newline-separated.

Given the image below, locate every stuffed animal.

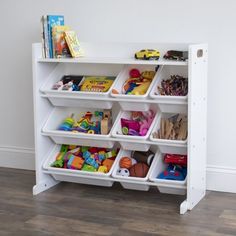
left=116, top=168, right=130, bottom=177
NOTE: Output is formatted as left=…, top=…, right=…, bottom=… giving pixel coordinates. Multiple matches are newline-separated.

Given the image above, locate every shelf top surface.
left=37, top=57, right=188, bottom=66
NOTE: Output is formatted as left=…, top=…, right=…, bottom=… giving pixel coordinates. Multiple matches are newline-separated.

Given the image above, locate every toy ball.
left=119, top=156, right=137, bottom=169
left=119, top=157, right=132, bottom=169
left=116, top=168, right=130, bottom=177
left=129, top=69, right=141, bottom=78
left=129, top=163, right=149, bottom=178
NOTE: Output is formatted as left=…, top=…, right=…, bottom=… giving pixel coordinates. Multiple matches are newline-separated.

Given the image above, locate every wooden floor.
left=0, top=168, right=236, bottom=236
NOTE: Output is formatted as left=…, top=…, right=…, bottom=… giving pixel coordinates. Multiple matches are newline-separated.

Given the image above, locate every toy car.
left=163, top=50, right=188, bottom=61
left=134, top=49, right=160, bottom=60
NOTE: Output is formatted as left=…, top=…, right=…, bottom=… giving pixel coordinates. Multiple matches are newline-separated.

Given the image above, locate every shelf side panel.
left=187, top=44, right=208, bottom=210
left=32, top=43, right=59, bottom=193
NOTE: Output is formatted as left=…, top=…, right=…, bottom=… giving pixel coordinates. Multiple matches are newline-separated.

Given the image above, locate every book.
left=47, top=15, right=64, bottom=58
left=64, top=31, right=84, bottom=58
left=42, top=15, right=50, bottom=58
left=40, top=16, right=45, bottom=58
left=52, top=25, right=71, bottom=58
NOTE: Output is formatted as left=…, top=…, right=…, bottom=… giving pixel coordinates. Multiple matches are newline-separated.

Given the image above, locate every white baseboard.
left=0, top=146, right=35, bottom=170
left=0, top=146, right=236, bottom=193
left=206, top=165, right=236, bottom=193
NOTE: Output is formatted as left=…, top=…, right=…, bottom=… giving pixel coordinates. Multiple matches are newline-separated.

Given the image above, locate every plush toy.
left=116, top=168, right=130, bottom=177
left=157, top=164, right=187, bottom=181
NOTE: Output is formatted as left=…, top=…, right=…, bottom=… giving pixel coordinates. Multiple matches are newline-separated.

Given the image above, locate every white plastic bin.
left=112, top=149, right=158, bottom=191
left=110, top=65, right=158, bottom=111
left=43, top=144, right=121, bottom=187
left=150, top=65, right=188, bottom=103
left=42, top=107, right=115, bottom=148
left=150, top=113, right=187, bottom=155
left=149, top=154, right=187, bottom=195
left=111, top=105, right=160, bottom=151
left=40, top=63, right=121, bottom=109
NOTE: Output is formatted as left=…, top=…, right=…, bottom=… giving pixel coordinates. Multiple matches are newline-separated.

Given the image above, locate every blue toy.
left=157, top=164, right=187, bottom=181
left=84, top=156, right=99, bottom=169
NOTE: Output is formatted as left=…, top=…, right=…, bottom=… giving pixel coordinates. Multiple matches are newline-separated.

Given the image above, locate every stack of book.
left=41, top=15, right=83, bottom=59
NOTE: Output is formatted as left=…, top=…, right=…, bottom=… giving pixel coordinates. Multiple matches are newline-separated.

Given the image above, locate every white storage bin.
left=40, top=63, right=121, bottom=109
left=46, top=96, right=114, bottom=110
left=149, top=153, right=187, bottom=195
left=42, top=107, right=115, bottom=148
left=111, top=105, right=160, bottom=151
left=111, top=65, right=158, bottom=111
left=112, top=149, right=158, bottom=191
left=150, top=65, right=188, bottom=103
left=43, top=144, right=120, bottom=187
left=150, top=113, right=187, bottom=155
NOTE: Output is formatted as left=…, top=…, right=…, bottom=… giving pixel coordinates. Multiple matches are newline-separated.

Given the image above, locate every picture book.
left=52, top=25, right=71, bottom=58
left=47, top=15, right=64, bottom=58
left=65, top=31, right=84, bottom=58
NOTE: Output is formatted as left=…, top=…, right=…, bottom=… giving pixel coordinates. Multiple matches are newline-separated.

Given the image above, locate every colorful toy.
left=51, top=145, right=118, bottom=174
left=164, top=154, right=187, bottom=166
left=116, top=168, right=130, bottom=177
left=156, top=75, right=188, bottom=96
left=67, top=155, right=84, bottom=170
left=122, top=69, right=155, bottom=96
left=51, top=75, right=83, bottom=91
left=119, top=157, right=137, bottom=169
left=98, top=166, right=108, bottom=173
left=58, top=114, right=75, bottom=131
left=102, top=159, right=114, bottom=171
left=157, top=164, right=187, bottom=181
left=82, top=164, right=97, bottom=172
left=121, top=110, right=155, bottom=136
left=105, top=150, right=117, bottom=159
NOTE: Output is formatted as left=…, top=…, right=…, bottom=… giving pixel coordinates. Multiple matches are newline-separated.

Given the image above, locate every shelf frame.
left=32, top=42, right=208, bottom=214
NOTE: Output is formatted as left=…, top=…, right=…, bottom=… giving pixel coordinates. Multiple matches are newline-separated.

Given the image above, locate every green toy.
left=82, top=164, right=97, bottom=172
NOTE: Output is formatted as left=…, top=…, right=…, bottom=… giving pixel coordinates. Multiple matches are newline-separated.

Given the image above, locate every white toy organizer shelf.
left=32, top=42, right=208, bottom=214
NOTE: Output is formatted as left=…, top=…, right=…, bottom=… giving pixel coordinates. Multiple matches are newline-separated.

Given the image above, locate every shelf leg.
left=180, top=200, right=188, bottom=215
left=33, top=178, right=59, bottom=195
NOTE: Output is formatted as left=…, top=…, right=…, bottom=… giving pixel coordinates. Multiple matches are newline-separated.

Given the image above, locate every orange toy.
left=119, top=156, right=133, bottom=169
left=112, top=89, right=119, bottom=94
left=102, top=159, right=114, bottom=171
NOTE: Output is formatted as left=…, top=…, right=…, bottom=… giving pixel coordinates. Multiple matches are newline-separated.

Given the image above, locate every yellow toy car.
left=135, top=49, right=160, bottom=60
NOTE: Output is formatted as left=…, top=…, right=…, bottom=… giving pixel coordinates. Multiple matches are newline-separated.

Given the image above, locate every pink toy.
left=121, top=110, right=155, bottom=136
left=139, top=110, right=155, bottom=136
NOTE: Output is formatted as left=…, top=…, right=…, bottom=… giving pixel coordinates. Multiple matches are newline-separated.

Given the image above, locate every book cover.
left=47, top=15, right=64, bottom=58
left=65, top=31, right=84, bottom=58
left=52, top=25, right=71, bottom=58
